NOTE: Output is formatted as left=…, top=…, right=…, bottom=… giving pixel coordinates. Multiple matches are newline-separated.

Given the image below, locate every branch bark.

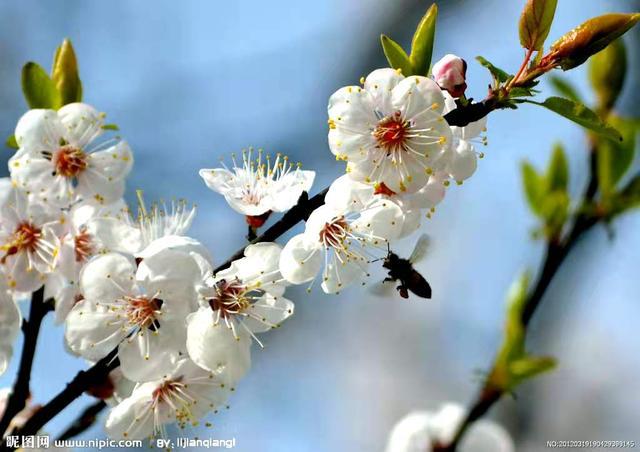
left=0, top=287, right=52, bottom=437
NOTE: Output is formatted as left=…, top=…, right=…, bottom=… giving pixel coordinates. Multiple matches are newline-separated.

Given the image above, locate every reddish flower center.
left=209, top=279, right=249, bottom=318
left=373, top=182, right=396, bottom=196
left=152, top=378, right=183, bottom=405
left=1, top=222, right=41, bottom=263
left=373, top=111, right=409, bottom=154
left=124, top=296, right=163, bottom=329
left=53, top=145, right=87, bottom=178
left=319, top=216, right=349, bottom=248
left=74, top=229, right=94, bottom=263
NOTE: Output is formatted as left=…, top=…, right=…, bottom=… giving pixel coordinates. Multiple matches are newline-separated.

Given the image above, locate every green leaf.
left=101, top=123, right=119, bottom=131
left=548, top=76, right=582, bottom=103
left=476, top=56, right=512, bottom=83
left=546, top=13, right=640, bottom=70
left=409, top=3, right=437, bottom=76
left=21, top=62, right=61, bottom=109
left=510, top=356, right=557, bottom=381
left=51, top=39, right=83, bottom=106
left=519, top=0, right=558, bottom=50
left=597, top=116, right=637, bottom=196
left=589, top=38, right=627, bottom=111
left=380, top=35, right=413, bottom=76
left=527, top=97, right=622, bottom=141
left=546, top=143, right=569, bottom=191
left=521, top=162, right=546, bottom=216
left=5, top=135, right=18, bottom=149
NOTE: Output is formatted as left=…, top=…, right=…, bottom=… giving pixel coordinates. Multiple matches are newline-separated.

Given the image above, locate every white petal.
left=321, top=259, right=365, bottom=294
left=243, top=293, right=294, bottom=333
left=269, top=170, right=315, bottom=212
left=58, top=103, right=104, bottom=149
left=328, top=86, right=377, bottom=160
left=447, top=142, right=477, bottom=181
left=0, top=284, right=21, bottom=376
left=136, top=248, right=200, bottom=313
left=199, top=168, right=234, bottom=194
left=80, top=253, right=136, bottom=303
left=325, top=174, right=374, bottom=213
left=364, top=67, right=405, bottom=113
left=65, top=299, right=125, bottom=360
left=118, top=324, right=184, bottom=382
left=352, top=199, right=404, bottom=241
left=385, top=411, right=434, bottom=452
left=186, top=308, right=251, bottom=385
left=85, top=140, right=133, bottom=180
left=14, top=109, right=64, bottom=152
left=105, top=384, right=156, bottom=440
left=137, top=235, right=212, bottom=265
left=279, top=234, right=322, bottom=285
left=85, top=217, right=142, bottom=255
left=392, top=76, right=445, bottom=119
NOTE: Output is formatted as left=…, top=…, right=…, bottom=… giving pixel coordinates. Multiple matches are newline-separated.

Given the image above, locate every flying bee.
left=379, top=234, right=432, bottom=299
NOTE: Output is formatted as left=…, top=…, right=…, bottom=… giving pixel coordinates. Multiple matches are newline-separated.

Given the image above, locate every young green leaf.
left=543, top=13, right=640, bottom=70
left=21, top=62, right=60, bottom=109
left=409, top=3, right=437, bottom=76
left=101, top=124, right=120, bottom=131
left=589, top=38, right=626, bottom=111
left=5, top=135, right=18, bottom=149
left=52, top=39, right=83, bottom=106
left=521, top=162, right=546, bottom=216
left=548, top=76, right=582, bottom=103
left=597, top=116, right=637, bottom=196
left=519, top=0, right=558, bottom=50
left=527, top=97, right=622, bottom=141
left=546, top=143, right=569, bottom=191
left=380, top=35, right=412, bottom=76
left=476, top=56, right=512, bottom=83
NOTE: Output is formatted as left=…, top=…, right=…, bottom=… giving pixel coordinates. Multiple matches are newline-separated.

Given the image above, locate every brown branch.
left=0, top=287, right=52, bottom=437
left=56, top=399, right=107, bottom=441
left=0, top=350, right=119, bottom=451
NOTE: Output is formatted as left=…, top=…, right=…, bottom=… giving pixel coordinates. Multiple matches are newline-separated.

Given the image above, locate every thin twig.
left=0, top=287, right=52, bottom=436
left=438, top=150, right=603, bottom=451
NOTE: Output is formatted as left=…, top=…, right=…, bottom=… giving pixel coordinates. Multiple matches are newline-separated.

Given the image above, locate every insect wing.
left=409, top=234, right=430, bottom=264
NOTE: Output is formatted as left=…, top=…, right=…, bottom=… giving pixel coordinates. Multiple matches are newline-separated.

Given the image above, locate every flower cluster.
left=0, top=52, right=491, bottom=442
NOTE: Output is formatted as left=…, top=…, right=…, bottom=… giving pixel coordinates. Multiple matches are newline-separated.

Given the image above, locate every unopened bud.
left=542, top=13, right=639, bottom=71
left=431, top=54, right=467, bottom=98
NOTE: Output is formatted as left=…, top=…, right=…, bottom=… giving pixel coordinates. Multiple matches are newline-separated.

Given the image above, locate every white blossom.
left=386, top=404, right=514, bottom=452
left=0, top=184, right=62, bottom=292
left=105, top=358, right=231, bottom=440
left=435, top=93, right=488, bottom=183
left=200, top=149, right=314, bottom=227
left=187, top=242, right=292, bottom=381
left=65, top=248, right=202, bottom=382
left=279, top=180, right=404, bottom=293
left=328, top=68, right=452, bottom=194
left=0, top=278, right=21, bottom=376
left=9, top=103, right=132, bottom=208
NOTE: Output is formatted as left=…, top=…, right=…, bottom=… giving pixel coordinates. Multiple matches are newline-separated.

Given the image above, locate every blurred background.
left=1, top=0, right=639, bottom=450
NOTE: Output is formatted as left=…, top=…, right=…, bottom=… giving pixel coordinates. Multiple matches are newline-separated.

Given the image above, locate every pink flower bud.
left=431, top=54, right=467, bottom=98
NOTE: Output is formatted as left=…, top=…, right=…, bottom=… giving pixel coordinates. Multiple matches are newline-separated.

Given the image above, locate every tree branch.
left=437, top=150, right=603, bottom=451
left=0, top=350, right=119, bottom=451
left=0, top=287, right=52, bottom=437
